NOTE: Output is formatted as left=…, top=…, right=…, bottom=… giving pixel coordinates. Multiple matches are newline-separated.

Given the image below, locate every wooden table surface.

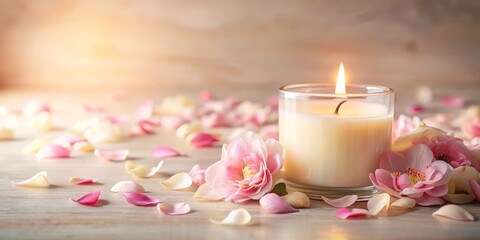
left=1, top=87, right=479, bottom=240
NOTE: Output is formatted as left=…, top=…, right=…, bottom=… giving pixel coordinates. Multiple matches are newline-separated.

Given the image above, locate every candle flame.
left=335, top=62, right=346, bottom=95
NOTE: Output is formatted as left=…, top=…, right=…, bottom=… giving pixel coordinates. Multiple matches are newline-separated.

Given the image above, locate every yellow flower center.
left=406, top=167, right=426, bottom=185
left=242, top=166, right=254, bottom=179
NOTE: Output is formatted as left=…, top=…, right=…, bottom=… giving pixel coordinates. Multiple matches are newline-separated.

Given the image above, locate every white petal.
left=22, top=138, right=49, bottom=155
left=367, top=193, right=390, bottom=215
left=390, top=197, right=416, bottom=209
left=95, top=149, right=129, bottom=161
left=322, top=195, right=358, bottom=208
left=111, top=180, right=146, bottom=193
left=161, top=172, right=193, bottom=190
left=73, top=141, right=94, bottom=152
left=433, top=204, right=475, bottom=221
left=157, top=202, right=191, bottom=215
left=125, top=161, right=164, bottom=178
left=11, top=171, right=50, bottom=188
left=210, top=208, right=252, bottom=226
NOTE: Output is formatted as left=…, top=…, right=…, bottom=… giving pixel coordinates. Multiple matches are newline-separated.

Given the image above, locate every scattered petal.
left=441, top=95, right=465, bottom=108
left=125, top=160, right=164, bottom=178
left=336, top=208, right=371, bottom=219
left=201, top=113, right=230, bottom=128
left=22, top=100, right=50, bottom=117
left=11, top=171, right=50, bottom=188
left=71, top=188, right=101, bottom=206
left=210, top=208, right=252, bottom=226
left=36, top=144, right=70, bottom=159
left=259, top=193, right=299, bottom=214
left=135, top=100, right=155, bottom=120
left=122, top=192, right=161, bottom=206
left=54, top=135, right=85, bottom=148
left=390, top=197, right=416, bottom=209
left=188, top=164, right=206, bottom=186
left=151, top=146, right=181, bottom=158
left=406, top=104, right=424, bottom=115
left=110, top=180, right=146, bottom=193
left=367, top=193, right=390, bottom=215
left=95, top=149, right=129, bottom=161
left=69, top=177, right=98, bottom=185
left=186, top=132, right=218, bottom=148
left=161, top=172, right=193, bottom=190
left=469, top=180, right=480, bottom=203
left=22, top=138, right=49, bottom=155
left=73, top=141, right=95, bottom=152
left=159, top=115, right=187, bottom=131
left=432, top=204, right=475, bottom=221
left=157, top=202, right=191, bottom=215
left=176, top=122, right=203, bottom=139
left=29, top=112, right=53, bottom=131
left=282, top=192, right=310, bottom=208
left=322, top=195, right=358, bottom=208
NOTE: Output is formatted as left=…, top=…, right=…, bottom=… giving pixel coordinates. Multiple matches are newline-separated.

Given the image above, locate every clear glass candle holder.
left=279, top=84, right=394, bottom=200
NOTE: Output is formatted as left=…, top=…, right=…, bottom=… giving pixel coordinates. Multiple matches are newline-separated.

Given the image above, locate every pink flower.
left=462, top=116, right=480, bottom=139
left=422, top=135, right=480, bottom=170
left=392, top=115, right=422, bottom=140
left=194, top=131, right=283, bottom=203
left=369, top=144, right=452, bottom=206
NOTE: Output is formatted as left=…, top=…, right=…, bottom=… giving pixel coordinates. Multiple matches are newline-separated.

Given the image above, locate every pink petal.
left=94, top=149, right=129, bottom=161
left=160, top=116, right=187, bottom=131
left=322, top=195, right=358, bottom=208
left=441, top=95, right=465, bottom=108
left=199, top=90, right=215, bottom=102
left=267, top=95, right=279, bottom=109
left=189, top=164, right=206, bottom=187
left=259, top=193, right=299, bottom=214
left=406, top=104, right=424, bottom=115
left=71, top=188, right=101, bottom=206
left=135, top=100, right=155, bottom=120
left=186, top=132, right=218, bottom=148
left=415, top=194, right=444, bottom=206
left=432, top=204, right=475, bottom=221
left=259, top=124, right=278, bottom=140
left=469, top=180, right=480, bottom=203
left=151, top=146, right=181, bottom=158
left=157, top=202, right=191, bottom=216
left=11, top=171, right=49, bottom=188
left=122, top=192, right=162, bottom=206
left=36, top=144, right=70, bottom=159
left=201, top=113, right=230, bottom=128
left=132, top=120, right=157, bottom=135
left=335, top=208, right=371, bottom=219
left=69, top=177, right=98, bottom=185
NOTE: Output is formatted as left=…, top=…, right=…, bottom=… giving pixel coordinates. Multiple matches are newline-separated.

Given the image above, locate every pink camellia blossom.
left=369, top=144, right=452, bottom=206
left=392, top=115, right=422, bottom=140
left=194, top=131, right=284, bottom=203
left=420, top=135, right=480, bottom=170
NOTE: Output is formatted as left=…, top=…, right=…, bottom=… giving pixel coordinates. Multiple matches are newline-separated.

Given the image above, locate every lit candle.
left=279, top=63, right=394, bottom=199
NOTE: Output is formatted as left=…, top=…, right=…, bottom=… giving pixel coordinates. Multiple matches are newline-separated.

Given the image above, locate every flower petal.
left=69, top=177, right=98, bottom=185
left=186, top=132, right=218, bottom=148
left=189, top=164, right=206, bottom=187
left=335, top=208, right=371, bottom=219
left=441, top=95, right=465, bottom=108
left=71, top=188, right=101, bottom=206
left=110, top=180, right=146, bottom=193
left=390, top=197, right=416, bottom=209
left=22, top=138, right=49, bottom=155
left=73, top=141, right=95, bottom=152
left=94, top=149, right=129, bottom=162
left=176, top=122, right=203, bottom=139
left=125, top=160, right=164, bottom=178
left=367, top=193, right=390, bottom=215
left=432, top=204, right=475, bottom=221
left=468, top=180, right=480, bottom=203
left=122, top=192, right=162, bottom=206
left=36, top=144, right=70, bottom=159
left=160, top=115, right=187, bottom=131
left=11, top=171, right=49, bottom=188
left=406, top=104, right=424, bottom=115
left=442, top=193, right=474, bottom=204
left=322, top=195, right=358, bottom=208
left=161, top=172, right=193, bottom=190
left=157, top=202, right=191, bottom=216
left=259, top=193, right=299, bottom=214
left=210, top=208, right=252, bottom=226
left=282, top=192, right=310, bottom=208
left=151, top=146, right=181, bottom=158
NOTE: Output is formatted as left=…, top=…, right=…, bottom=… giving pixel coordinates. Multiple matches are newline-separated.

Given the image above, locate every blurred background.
left=0, top=0, right=479, bottom=92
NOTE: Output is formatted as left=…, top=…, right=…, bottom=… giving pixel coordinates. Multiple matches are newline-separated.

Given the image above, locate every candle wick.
left=334, top=100, right=347, bottom=115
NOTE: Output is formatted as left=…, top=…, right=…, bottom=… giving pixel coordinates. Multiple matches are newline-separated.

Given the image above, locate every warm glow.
left=335, top=62, right=346, bottom=95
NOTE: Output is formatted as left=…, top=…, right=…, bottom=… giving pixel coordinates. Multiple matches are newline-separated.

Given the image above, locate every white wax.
left=279, top=99, right=392, bottom=188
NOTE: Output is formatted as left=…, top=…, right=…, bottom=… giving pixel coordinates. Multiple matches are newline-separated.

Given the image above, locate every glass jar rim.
left=279, top=83, right=394, bottom=98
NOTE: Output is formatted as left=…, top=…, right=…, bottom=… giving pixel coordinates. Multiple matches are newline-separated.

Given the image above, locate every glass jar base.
left=284, top=180, right=378, bottom=201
